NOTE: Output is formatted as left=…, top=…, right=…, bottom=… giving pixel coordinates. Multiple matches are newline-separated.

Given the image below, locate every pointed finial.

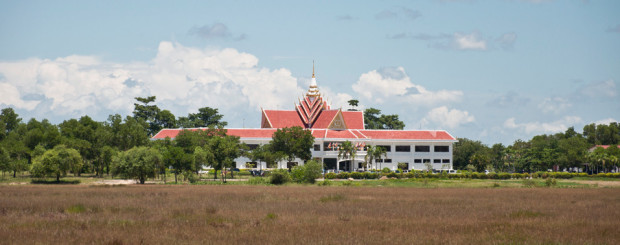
left=312, top=60, right=315, bottom=78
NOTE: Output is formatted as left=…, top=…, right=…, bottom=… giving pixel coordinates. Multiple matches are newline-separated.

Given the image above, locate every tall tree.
left=206, top=135, right=242, bottom=182
left=178, top=107, right=227, bottom=128
left=133, top=96, right=162, bottom=136
left=0, top=107, right=22, bottom=134
left=270, top=126, right=314, bottom=162
left=453, top=138, right=489, bottom=170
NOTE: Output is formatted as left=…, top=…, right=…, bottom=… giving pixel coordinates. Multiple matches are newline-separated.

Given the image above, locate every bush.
left=290, top=160, right=322, bottom=184
left=511, top=173, right=522, bottom=179
left=269, top=169, right=290, bottom=185
left=381, top=167, right=391, bottom=173
left=545, top=178, right=557, bottom=187
left=487, top=172, right=497, bottom=179
left=325, top=172, right=337, bottom=179
left=350, top=172, right=363, bottom=179
left=317, top=179, right=332, bottom=186
left=498, top=173, right=511, bottom=180
left=336, top=172, right=350, bottom=179
left=386, top=172, right=398, bottom=178
left=184, top=171, right=199, bottom=184
left=522, top=179, right=536, bottom=188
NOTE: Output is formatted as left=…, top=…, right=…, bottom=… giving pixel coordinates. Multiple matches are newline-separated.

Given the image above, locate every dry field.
left=0, top=185, right=618, bottom=245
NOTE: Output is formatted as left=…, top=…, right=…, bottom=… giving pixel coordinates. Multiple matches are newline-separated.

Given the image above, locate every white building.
left=153, top=68, right=457, bottom=171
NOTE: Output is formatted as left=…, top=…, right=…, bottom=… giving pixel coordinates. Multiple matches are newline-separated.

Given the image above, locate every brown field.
left=0, top=185, right=619, bottom=245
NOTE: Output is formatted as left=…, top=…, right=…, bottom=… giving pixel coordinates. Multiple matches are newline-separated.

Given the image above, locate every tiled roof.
left=262, top=110, right=304, bottom=128
left=152, top=128, right=456, bottom=141
left=312, top=110, right=338, bottom=128
left=342, top=111, right=364, bottom=129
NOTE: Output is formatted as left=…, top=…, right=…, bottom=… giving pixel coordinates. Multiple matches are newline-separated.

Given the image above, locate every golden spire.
left=312, top=60, right=315, bottom=78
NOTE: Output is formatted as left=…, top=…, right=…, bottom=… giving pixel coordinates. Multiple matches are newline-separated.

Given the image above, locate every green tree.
left=363, top=108, right=405, bottom=130
left=163, top=145, right=194, bottom=183
left=205, top=135, right=242, bottom=182
left=133, top=96, right=162, bottom=136
left=0, top=146, right=9, bottom=177
left=31, top=145, right=83, bottom=181
left=112, top=146, right=163, bottom=184
left=453, top=138, right=489, bottom=170
left=270, top=126, right=314, bottom=162
left=0, top=107, right=22, bottom=134
left=290, top=160, right=322, bottom=184
left=347, top=99, right=359, bottom=111
left=370, top=145, right=388, bottom=170
left=469, top=153, right=490, bottom=172
left=178, top=107, right=227, bottom=128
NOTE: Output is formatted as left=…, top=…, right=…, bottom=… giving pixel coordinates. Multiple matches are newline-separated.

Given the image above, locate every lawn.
left=0, top=184, right=618, bottom=244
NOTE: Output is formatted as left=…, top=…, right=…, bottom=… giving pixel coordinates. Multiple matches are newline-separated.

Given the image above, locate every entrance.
left=323, top=158, right=337, bottom=171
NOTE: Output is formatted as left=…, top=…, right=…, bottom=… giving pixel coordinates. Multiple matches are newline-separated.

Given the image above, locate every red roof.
left=342, top=111, right=364, bottom=129
left=590, top=145, right=620, bottom=150
left=312, top=110, right=338, bottom=128
left=152, top=128, right=456, bottom=141
left=262, top=110, right=304, bottom=128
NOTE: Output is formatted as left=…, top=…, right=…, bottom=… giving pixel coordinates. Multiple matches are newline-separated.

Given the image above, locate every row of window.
left=315, top=143, right=449, bottom=153
left=413, top=159, right=451, bottom=164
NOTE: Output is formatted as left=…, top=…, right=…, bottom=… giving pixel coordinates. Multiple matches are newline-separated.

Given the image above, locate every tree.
left=290, top=160, right=322, bottom=184
left=469, top=153, right=490, bottom=173
left=0, top=146, right=9, bottom=177
left=163, top=146, right=194, bottom=183
left=248, top=144, right=285, bottom=170
left=133, top=96, right=161, bottom=136
left=338, top=140, right=357, bottom=171
left=363, top=108, right=405, bottom=130
left=205, top=135, right=242, bottom=182
left=31, top=145, right=83, bottom=181
left=178, top=107, right=227, bottom=128
left=453, top=138, right=489, bottom=170
left=112, top=146, right=163, bottom=184
left=347, top=99, right=359, bottom=111
left=0, top=107, right=21, bottom=134
left=270, top=126, right=314, bottom=162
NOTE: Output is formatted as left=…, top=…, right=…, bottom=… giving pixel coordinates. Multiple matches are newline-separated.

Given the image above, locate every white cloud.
left=577, top=79, right=617, bottom=98
left=0, top=41, right=302, bottom=120
left=351, top=66, right=463, bottom=105
left=503, top=116, right=583, bottom=134
left=454, top=32, right=487, bottom=50
left=423, top=106, right=475, bottom=128
left=593, top=118, right=618, bottom=125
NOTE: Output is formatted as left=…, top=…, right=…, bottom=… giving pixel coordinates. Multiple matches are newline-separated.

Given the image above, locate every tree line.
left=0, top=97, right=315, bottom=183
left=453, top=124, right=620, bottom=173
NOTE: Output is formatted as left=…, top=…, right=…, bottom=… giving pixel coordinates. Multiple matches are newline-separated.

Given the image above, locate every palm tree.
left=364, top=145, right=376, bottom=172
left=338, top=141, right=357, bottom=172
left=371, top=146, right=387, bottom=171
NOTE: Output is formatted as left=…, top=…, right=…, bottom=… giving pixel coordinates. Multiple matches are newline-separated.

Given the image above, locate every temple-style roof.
left=260, top=68, right=364, bottom=130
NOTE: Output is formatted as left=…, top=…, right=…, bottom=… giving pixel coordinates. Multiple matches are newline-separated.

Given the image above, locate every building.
left=153, top=67, right=457, bottom=172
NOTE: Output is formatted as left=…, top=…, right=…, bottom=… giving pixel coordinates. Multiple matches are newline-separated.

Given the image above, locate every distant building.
left=153, top=67, right=457, bottom=171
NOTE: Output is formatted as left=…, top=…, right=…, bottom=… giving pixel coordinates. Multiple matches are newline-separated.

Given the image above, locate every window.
left=433, top=159, right=441, bottom=163
left=414, top=159, right=422, bottom=163
left=377, top=145, right=391, bottom=152
left=323, top=142, right=338, bottom=151
left=381, top=159, right=392, bottom=163
left=415, top=145, right=430, bottom=152
left=442, top=159, right=450, bottom=163
left=434, top=146, right=449, bottom=152
left=395, top=145, right=411, bottom=152
left=313, top=144, right=321, bottom=151
left=247, top=144, right=259, bottom=150
left=423, top=159, right=431, bottom=163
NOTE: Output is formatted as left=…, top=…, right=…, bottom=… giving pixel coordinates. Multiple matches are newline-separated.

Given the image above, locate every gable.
left=328, top=110, right=348, bottom=130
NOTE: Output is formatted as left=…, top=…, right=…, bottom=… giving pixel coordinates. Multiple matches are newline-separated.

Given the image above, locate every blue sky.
left=1, top=0, right=619, bottom=145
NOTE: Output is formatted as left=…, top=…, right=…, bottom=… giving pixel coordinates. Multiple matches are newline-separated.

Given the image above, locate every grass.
left=0, top=185, right=618, bottom=244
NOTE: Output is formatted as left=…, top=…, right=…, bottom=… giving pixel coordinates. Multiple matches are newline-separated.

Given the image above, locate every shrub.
left=290, top=166, right=305, bottom=183
left=511, top=173, right=522, bottom=179
left=522, top=179, right=536, bottom=188
left=325, top=173, right=337, bottom=179
left=545, top=178, right=557, bottom=187
left=290, top=160, right=322, bottom=184
left=381, top=167, right=391, bottom=173
left=349, top=172, right=362, bottom=179
left=184, top=172, right=199, bottom=184
left=317, top=180, right=332, bottom=186
left=336, top=172, right=350, bottom=179
left=386, top=172, right=398, bottom=178
left=269, top=169, right=290, bottom=185
left=498, top=173, right=511, bottom=179
left=487, top=172, right=497, bottom=179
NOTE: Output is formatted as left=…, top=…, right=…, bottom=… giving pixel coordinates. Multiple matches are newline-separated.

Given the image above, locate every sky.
left=0, top=0, right=619, bottom=145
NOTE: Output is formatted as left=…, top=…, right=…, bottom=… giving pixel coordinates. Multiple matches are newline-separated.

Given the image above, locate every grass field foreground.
left=0, top=185, right=619, bottom=244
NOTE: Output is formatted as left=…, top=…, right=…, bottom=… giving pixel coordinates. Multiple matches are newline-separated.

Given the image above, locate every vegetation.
left=363, top=107, right=405, bottom=130
left=0, top=185, right=617, bottom=244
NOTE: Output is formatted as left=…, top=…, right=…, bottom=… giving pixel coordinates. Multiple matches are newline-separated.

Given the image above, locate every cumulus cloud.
left=0, top=41, right=302, bottom=120
left=503, top=116, right=583, bottom=134
left=188, top=23, right=246, bottom=40
left=423, top=106, right=475, bottom=128
left=454, top=32, right=487, bottom=50
left=594, top=118, right=618, bottom=125
left=351, top=67, right=463, bottom=105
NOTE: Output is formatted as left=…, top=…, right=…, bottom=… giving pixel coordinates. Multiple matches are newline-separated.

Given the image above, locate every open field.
left=1, top=185, right=619, bottom=244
